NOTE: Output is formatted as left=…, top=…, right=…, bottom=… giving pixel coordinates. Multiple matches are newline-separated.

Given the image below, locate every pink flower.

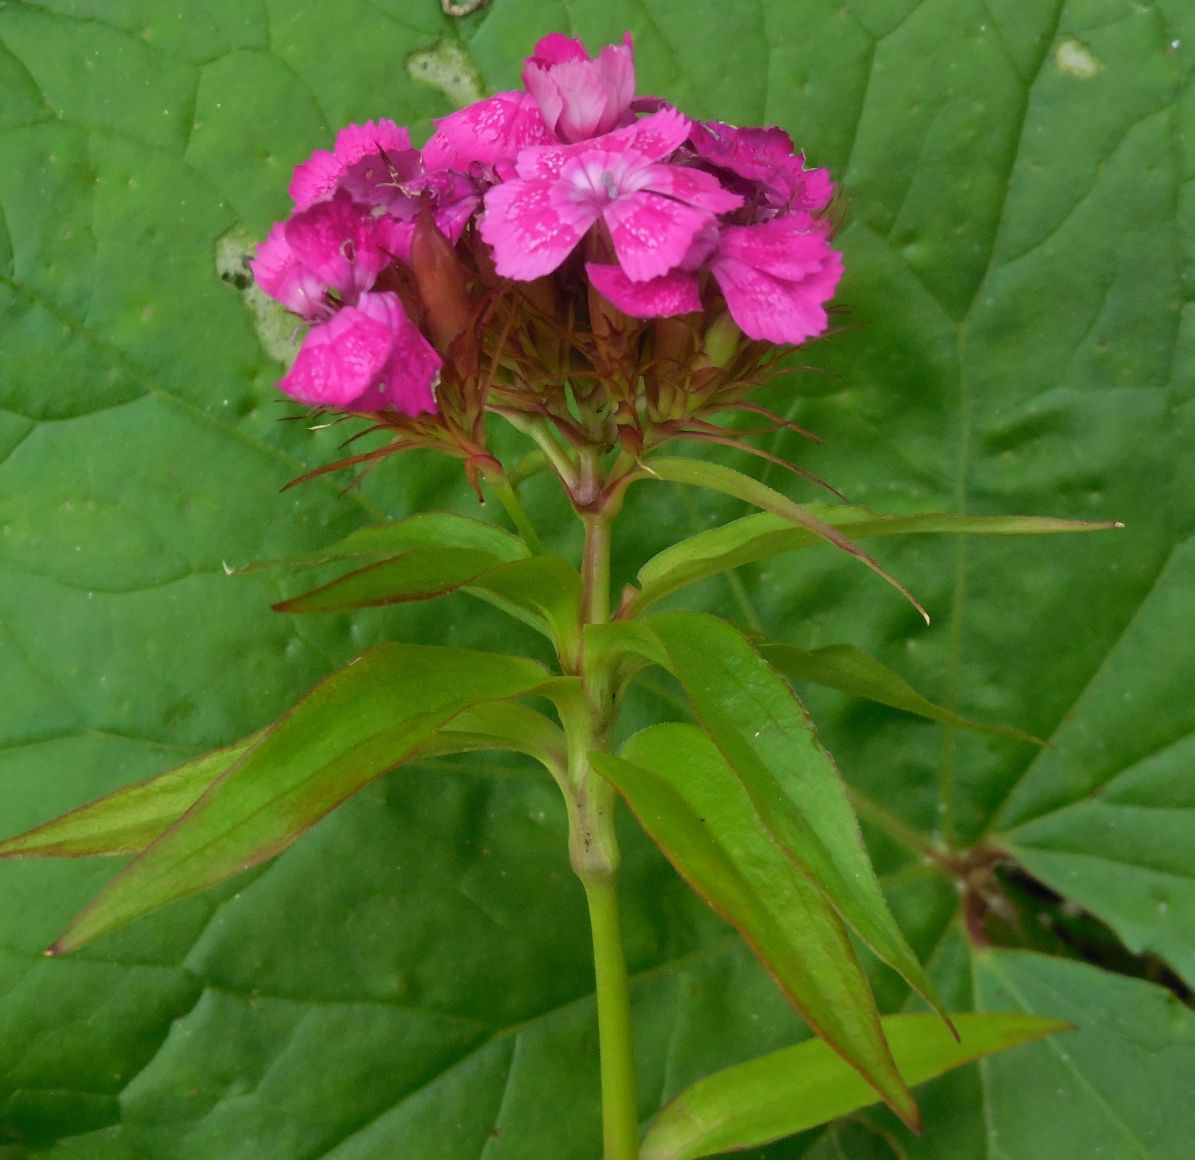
left=289, top=120, right=413, bottom=210
left=480, top=107, right=742, bottom=282
left=690, top=121, right=834, bottom=214
left=711, top=215, right=842, bottom=344
left=422, top=91, right=551, bottom=174
left=523, top=33, right=636, bottom=143
left=279, top=292, right=440, bottom=415
left=251, top=194, right=407, bottom=319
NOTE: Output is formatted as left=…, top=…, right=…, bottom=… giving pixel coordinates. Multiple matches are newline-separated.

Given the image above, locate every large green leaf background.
left=1, top=1, right=1191, bottom=1156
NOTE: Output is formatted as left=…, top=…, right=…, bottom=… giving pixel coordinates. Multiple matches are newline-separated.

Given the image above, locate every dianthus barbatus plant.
left=0, top=31, right=1108, bottom=1160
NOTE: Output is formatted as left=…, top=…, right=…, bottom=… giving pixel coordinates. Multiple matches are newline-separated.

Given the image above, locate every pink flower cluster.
left=253, top=32, right=842, bottom=417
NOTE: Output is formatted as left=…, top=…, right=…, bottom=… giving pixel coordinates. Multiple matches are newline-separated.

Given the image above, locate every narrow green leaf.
left=593, top=727, right=918, bottom=1130
left=418, top=698, right=568, bottom=778
left=0, top=733, right=262, bottom=858
left=764, top=642, right=1041, bottom=744
left=271, top=546, right=507, bottom=612
left=273, top=550, right=581, bottom=656
left=639, top=459, right=929, bottom=622
left=644, top=612, right=949, bottom=1028
left=640, top=1012, right=1068, bottom=1160
left=244, top=510, right=529, bottom=571
left=463, top=555, right=583, bottom=662
left=49, top=645, right=550, bottom=954
left=632, top=507, right=1120, bottom=615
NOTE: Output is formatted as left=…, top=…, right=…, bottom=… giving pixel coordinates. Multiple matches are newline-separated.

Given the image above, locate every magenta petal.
left=423, top=92, right=551, bottom=171
left=251, top=222, right=311, bottom=316
left=690, top=120, right=795, bottom=180
left=282, top=195, right=398, bottom=302
left=604, top=106, right=691, bottom=165
left=332, top=120, right=411, bottom=165
left=604, top=191, right=710, bottom=281
left=527, top=33, right=590, bottom=67
left=586, top=263, right=701, bottom=318
left=718, top=217, right=835, bottom=281
left=355, top=293, right=440, bottom=415
left=523, top=34, right=636, bottom=142
left=784, top=162, right=835, bottom=212
left=278, top=293, right=439, bottom=415
left=279, top=308, right=396, bottom=408
left=644, top=164, right=743, bottom=214
left=481, top=178, right=592, bottom=279
left=527, top=60, right=609, bottom=141
left=713, top=250, right=843, bottom=344
left=288, top=149, right=342, bottom=210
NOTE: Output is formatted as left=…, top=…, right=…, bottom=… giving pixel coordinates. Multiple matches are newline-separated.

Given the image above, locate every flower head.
left=253, top=31, right=844, bottom=477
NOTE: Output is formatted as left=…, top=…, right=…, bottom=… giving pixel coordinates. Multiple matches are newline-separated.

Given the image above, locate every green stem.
left=582, top=513, right=612, bottom=625
left=562, top=496, right=638, bottom=1159
left=583, top=864, right=639, bottom=1160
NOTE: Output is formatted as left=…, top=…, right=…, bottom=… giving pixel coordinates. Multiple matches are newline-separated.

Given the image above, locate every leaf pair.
left=591, top=611, right=950, bottom=1128
left=0, top=644, right=567, bottom=954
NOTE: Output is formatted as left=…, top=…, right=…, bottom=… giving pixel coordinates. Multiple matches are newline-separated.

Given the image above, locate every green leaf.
left=619, top=612, right=948, bottom=1026
left=50, top=645, right=551, bottom=953
left=973, top=951, right=1195, bottom=1159
left=419, top=697, right=569, bottom=777
left=632, top=508, right=1118, bottom=615
left=592, top=726, right=919, bottom=1130
left=0, top=732, right=263, bottom=859
left=275, top=550, right=582, bottom=657
left=246, top=510, right=530, bottom=571
left=462, top=555, right=583, bottom=663
left=640, top=1011, right=1066, bottom=1160
left=993, top=534, right=1195, bottom=986
left=640, top=458, right=930, bottom=622
left=764, top=642, right=1040, bottom=743
left=272, top=546, right=512, bottom=612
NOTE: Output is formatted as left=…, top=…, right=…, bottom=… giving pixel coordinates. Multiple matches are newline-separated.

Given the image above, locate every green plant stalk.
left=563, top=499, right=639, bottom=1160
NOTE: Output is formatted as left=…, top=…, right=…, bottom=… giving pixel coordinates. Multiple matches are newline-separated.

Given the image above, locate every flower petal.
left=423, top=92, right=551, bottom=171
left=586, top=262, right=702, bottom=317
left=279, top=308, right=395, bottom=408
left=712, top=249, right=843, bottom=344
left=480, top=178, right=593, bottom=279
left=288, top=149, right=342, bottom=211
left=718, top=216, right=836, bottom=281
left=644, top=163, right=743, bottom=214
left=523, top=33, right=636, bottom=142
left=604, top=190, right=711, bottom=281
left=278, top=292, right=440, bottom=415
left=251, top=221, right=328, bottom=319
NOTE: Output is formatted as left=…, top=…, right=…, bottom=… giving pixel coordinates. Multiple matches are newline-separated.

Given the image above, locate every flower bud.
left=411, top=202, right=473, bottom=353
left=694, top=310, right=742, bottom=371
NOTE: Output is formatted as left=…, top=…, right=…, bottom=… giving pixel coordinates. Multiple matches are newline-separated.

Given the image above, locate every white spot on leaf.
left=406, top=39, right=485, bottom=108
left=1054, top=38, right=1102, bottom=78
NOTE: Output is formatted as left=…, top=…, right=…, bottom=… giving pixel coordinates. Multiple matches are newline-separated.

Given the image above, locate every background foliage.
left=1, top=1, right=1192, bottom=1156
